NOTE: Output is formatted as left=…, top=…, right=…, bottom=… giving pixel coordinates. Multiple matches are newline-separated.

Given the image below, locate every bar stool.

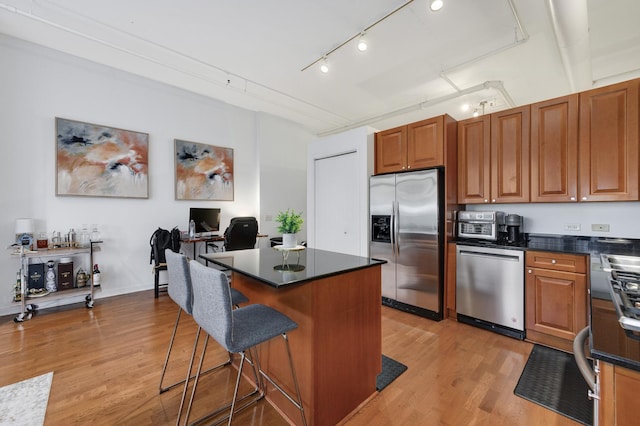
left=186, top=260, right=307, bottom=426
left=159, top=250, right=249, bottom=422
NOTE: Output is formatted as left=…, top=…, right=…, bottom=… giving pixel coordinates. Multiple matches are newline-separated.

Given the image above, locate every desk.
left=200, top=248, right=384, bottom=426
left=180, top=235, right=222, bottom=259
left=182, top=234, right=269, bottom=256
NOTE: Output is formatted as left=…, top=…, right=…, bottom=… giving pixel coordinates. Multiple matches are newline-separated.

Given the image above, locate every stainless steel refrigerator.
left=370, top=168, right=444, bottom=320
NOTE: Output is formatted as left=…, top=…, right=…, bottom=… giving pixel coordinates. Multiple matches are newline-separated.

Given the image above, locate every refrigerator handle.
left=394, top=201, right=400, bottom=256
left=390, top=202, right=395, bottom=252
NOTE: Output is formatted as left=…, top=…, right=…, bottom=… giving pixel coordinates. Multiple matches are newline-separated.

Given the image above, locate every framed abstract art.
left=174, top=139, right=234, bottom=201
left=55, top=117, right=149, bottom=198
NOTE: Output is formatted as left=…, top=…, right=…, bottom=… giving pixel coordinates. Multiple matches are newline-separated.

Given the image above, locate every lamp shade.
left=15, top=218, right=34, bottom=234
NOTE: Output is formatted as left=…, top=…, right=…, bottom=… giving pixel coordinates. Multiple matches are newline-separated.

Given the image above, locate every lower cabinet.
left=525, top=250, right=588, bottom=352
left=599, top=361, right=640, bottom=425
left=445, top=242, right=456, bottom=319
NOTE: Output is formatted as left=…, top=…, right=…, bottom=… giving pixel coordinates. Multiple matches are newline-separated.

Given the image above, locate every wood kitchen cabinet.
left=375, top=115, right=455, bottom=174
left=457, top=115, right=490, bottom=203
left=599, top=361, right=640, bottom=426
left=578, top=79, right=639, bottom=202
left=525, top=250, right=588, bottom=352
left=445, top=242, right=456, bottom=319
left=458, top=105, right=530, bottom=204
left=530, top=94, right=579, bottom=202
left=491, top=105, right=530, bottom=203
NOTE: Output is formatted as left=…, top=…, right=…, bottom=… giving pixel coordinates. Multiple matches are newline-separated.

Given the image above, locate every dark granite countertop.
left=457, top=233, right=640, bottom=371
left=200, top=247, right=385, bottom=288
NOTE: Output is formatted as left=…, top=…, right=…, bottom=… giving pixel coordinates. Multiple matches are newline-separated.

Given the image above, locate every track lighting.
left=430, top=0, right=443, bottom=11
left=320, top=57, right=329, bottom=73
left=357, top=33, right=368, bottom=52
left=301, top=0, right=416, bottom=73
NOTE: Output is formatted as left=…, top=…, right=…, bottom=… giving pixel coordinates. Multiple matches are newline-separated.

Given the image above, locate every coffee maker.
left=506, top=214, right=523, bottom=243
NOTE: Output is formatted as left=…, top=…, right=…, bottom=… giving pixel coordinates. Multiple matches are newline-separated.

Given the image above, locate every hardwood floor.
left=0, top=291, right=582, bottom=425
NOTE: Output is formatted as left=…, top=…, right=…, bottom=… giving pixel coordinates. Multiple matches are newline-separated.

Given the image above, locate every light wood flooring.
left=0, top=290, right=583, bottom=425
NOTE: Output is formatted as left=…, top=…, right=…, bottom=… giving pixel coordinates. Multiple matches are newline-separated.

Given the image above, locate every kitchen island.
left=200, top=247, right=384, bottom=426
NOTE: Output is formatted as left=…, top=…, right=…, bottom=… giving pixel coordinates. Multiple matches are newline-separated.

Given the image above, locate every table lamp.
left=15, top=218, right=34, bottom=248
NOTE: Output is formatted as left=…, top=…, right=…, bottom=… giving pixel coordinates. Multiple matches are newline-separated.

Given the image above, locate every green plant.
left=275, top=209, right=303, bottom=234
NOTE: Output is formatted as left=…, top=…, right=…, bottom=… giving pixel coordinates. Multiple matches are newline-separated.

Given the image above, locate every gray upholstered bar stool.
left=159, top=250, right=249, bottom=421
left=186, top=260, right=307, bottom=426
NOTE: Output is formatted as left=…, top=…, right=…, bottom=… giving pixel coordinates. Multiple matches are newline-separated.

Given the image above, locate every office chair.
left=185, top=261, right=306, bottom=426
left=160, top=250, right=249, bottom=422
left=223, top=217, right=258, bottom=251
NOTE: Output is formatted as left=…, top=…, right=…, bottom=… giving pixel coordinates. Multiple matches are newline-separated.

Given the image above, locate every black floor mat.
left=376, top=355, right=407, bottom=391
left=514, top=344, right=593, bottom=426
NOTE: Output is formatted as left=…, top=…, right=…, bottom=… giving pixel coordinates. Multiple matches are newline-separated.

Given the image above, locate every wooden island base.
left=231, top=264, right=382, bottom=426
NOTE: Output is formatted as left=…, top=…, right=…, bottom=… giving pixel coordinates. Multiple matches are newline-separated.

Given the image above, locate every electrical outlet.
left=564, top=223, right=581, bottom=231
left=592, top=224, right=610, bottom=232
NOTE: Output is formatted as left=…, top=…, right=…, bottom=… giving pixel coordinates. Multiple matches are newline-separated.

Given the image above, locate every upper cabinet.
left=578, top=80, right=639, bottom=201
left=375, top=115, right=452, bottom=174
left=457, top=115, right=491, bottom=204
left=458, top=106, right=530, bottom=204
left=375, top=126, right=406, bottom=174
left=491, top=105, right=530, bottom=203
left=530, top=94, right=579, bottom=202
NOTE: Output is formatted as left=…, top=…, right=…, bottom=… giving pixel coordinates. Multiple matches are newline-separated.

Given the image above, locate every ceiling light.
left=472, top=109, right=479, bottom=117
left=357, top=33, right=368, bottom=52
left=320, top=57, right=329, bottom=73
left=461, top=103, right=470, bottom=112
left=429, top=0, right=443, bottom=11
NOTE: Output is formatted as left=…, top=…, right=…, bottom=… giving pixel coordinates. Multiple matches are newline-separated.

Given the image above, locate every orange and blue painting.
left=174, top=139, right=234, bottom=201
left=56, top=118, right=149, bottom=198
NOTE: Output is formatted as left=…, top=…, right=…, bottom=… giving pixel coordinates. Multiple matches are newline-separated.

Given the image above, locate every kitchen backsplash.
left=466, top=202, right=640, bottom=239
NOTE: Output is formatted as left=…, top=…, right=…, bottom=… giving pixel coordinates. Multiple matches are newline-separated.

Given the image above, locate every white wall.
left=257, top=113, right=312, bottom=243
left=466, top=202, right=640, bottom=239
left=0, top=34, right=313, bottom=315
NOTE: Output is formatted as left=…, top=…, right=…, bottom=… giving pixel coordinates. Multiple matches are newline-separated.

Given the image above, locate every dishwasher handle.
left=458, top=249, right=522, bottom=262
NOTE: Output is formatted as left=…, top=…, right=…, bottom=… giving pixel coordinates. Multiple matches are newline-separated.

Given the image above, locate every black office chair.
left=223, top=217, right=258, bottom=251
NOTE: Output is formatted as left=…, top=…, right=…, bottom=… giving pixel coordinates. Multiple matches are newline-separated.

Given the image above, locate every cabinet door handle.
left=528, top=269, right=532, bottom=274
left=484, top=199, right=489, bottom=203
left=492, top=199, right=496, bottom=203
left=551, top=259, right=557, bottom=264
left=582, top=196, right=587, bottom=201
left=570, top=196, right=576, bottom=201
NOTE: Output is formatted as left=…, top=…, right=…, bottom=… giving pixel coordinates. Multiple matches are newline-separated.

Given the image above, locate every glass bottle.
left=92, top=264, right=101, bottom=287
left=45, top=260, right=57, bottom=292
left=189, top=219, right=196, bottom=238
left=90, top=224, right=101, bottom=242
left=79, top=224, right=90, bottom=248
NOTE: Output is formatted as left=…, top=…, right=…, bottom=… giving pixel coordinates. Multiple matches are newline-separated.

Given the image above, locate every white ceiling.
left=2, top=0, right=640, bottom=136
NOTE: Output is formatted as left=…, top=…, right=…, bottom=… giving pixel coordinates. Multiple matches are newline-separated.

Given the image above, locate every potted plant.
left=276, top=209, right=303, bottom=248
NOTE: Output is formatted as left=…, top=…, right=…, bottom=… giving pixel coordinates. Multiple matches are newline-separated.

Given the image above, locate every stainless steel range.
left=601, top=253, right=640, bottom=335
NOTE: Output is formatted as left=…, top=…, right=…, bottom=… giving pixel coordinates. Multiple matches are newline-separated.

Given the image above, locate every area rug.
left=376, top=355, right=407, bottom=391
left=514, top=345, right=593, bottom=426
left=0, top=371, right=53, bottom=425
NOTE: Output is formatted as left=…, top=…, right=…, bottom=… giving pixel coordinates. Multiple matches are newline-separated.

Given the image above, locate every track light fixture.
left=320, top=56, right=329, bottom=73
left=429, top=0, right=443, bottom=11
left=357, top=33, right=368, bottom=52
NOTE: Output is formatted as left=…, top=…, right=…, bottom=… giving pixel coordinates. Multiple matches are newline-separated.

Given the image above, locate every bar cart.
left=11, top=240, right=102, bottom=322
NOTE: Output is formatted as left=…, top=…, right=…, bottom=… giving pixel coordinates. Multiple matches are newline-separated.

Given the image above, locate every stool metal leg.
left=184, top=338, right=263, bottom=426
left=159, top=308, right=184, bottom=393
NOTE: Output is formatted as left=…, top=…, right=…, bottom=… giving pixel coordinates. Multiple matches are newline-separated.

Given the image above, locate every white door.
left=313, top=152, right=360, bottom=255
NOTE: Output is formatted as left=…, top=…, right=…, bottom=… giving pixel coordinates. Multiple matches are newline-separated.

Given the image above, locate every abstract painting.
left=56, top=118, right=149, bottom=198
left=174, top=139, right=234, bottom=201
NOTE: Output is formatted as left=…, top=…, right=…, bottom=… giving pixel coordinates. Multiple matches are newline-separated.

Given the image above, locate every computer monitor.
left=189, top=208, right=221, bottom=234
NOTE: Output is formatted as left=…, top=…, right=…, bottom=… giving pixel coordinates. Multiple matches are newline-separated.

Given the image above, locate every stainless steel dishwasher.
left=456, top=244, right=525, bottom=339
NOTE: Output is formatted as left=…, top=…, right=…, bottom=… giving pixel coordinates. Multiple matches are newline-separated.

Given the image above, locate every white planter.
left=282, top=233, right=297, bottom=248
